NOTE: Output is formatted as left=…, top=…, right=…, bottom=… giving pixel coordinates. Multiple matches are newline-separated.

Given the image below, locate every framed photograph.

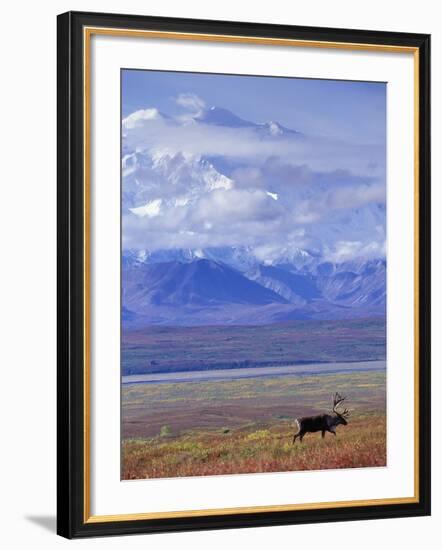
left=57, top=11, right=431, bottom=538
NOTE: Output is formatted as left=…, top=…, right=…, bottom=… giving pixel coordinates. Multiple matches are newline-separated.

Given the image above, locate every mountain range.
left=122, top=102, right=386, bottom=327
left=194, top=106, right=302, bottom=137
left=122, top=103, right=385, bottom=257
left=122, top=248, right=386, bottom=327
left=121, top=106, right=303, bottom=218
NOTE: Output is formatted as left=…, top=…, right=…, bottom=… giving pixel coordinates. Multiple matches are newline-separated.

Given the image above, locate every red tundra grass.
left=122, top=413, right=386, bottom=480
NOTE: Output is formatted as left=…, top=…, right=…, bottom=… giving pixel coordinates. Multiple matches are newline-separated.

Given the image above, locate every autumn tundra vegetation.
left=122, top=369, right=386, bottom=479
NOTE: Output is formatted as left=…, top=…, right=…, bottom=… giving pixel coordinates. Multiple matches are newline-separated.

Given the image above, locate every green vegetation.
left=159, top=425, right=172, bottom=437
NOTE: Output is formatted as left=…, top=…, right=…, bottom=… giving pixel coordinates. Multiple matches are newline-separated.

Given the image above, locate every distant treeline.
left=122, top=359, right=336, bottom=376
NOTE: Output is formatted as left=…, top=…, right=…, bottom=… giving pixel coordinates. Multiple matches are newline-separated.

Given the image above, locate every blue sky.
left=122, top=69, right=386, bottom=145
left=121, top=69, right=386, bottom=262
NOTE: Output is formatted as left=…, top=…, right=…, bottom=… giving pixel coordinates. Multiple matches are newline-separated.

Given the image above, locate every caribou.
left=292, top=393, right=350, bottom=443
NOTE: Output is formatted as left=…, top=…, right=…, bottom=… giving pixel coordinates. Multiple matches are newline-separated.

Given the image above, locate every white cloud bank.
left=121, top=98, right=386, bottom=262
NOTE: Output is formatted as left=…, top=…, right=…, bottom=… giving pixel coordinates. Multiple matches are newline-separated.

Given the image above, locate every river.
left=122, top=360, right=385, bottom=385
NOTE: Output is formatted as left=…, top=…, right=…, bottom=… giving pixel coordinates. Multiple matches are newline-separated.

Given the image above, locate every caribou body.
left=292, top=393, right=350, bottom=443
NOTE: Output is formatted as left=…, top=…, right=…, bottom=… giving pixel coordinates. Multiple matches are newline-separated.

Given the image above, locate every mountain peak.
left=195, top=106, right=256, bottom=128
left=193, top=106, right=301, bottom=135
left=123, top=258, right=288, bottom=310
left=122, top=108, right=167, bottom=129
left=257, top=120, right=301, bottom=137
left=265, top=121, right=284, bottom=136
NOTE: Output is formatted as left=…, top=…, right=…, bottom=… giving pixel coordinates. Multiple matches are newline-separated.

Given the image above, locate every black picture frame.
left=57, top=10, right=431, bottom=539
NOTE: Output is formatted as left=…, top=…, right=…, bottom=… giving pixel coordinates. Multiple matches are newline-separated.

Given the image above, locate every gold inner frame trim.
left=83, top=26, right=420, bottom=524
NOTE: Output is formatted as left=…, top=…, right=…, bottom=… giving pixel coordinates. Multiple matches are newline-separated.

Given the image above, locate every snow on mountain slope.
left=194, top=106, right=256, bottom=128
left=246, top=264, right=321, bottom=305
left=122, top=149, right=233, bottom=214
left=194, top=107, right=302, bottom=137
left=120, top=101, right=386, bottom=327
left=315, top=259, right=386, bottom=307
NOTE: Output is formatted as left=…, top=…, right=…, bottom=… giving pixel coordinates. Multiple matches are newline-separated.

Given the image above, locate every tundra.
left=292, top=393, right=350, bottom=443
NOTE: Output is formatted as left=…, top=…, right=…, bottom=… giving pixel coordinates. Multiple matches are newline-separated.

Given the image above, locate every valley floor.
left=122, top=368, right=386, bottom=479
left=122, top=317, right=386, bottom=375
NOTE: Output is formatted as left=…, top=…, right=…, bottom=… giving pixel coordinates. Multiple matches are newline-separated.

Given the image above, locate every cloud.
left=326, top=183, right=385, bottom=209
left=121, top=103, right=386, bottom=262
left=293, top=183, right=385, bottom=225
left=122, top=186, right=284, bottom=250
left=193, top=188, right=282, bottom=224
left=122, top=111, right=384, bottom=176
left=261, top=159, right=378, bottom=188
left=130, top=198, right=162, bottom=218
left=174, top=93, right=207, bottom=121
left=231, top=166, right=265, bottom=189
left=325, top=240, right=386, bottom=263
left=175, top=93, right=206, bottom=112
left=122, top=108, right=162, bottom=129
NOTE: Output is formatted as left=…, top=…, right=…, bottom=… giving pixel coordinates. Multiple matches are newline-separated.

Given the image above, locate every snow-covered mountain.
left=122, top=150, right=233, bottom=214
left=194, top=106, right=302, bottom=137
left=122, top=245, right=317, bottom=273
left=194, top=106, right=255, bottom=128
left=121, top=101, right=386, bottom=326
left=121, top=105, right=304, bottom=216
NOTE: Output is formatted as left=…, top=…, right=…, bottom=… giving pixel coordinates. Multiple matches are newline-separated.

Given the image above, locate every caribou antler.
left=332, top=392, right=348, bottom=416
